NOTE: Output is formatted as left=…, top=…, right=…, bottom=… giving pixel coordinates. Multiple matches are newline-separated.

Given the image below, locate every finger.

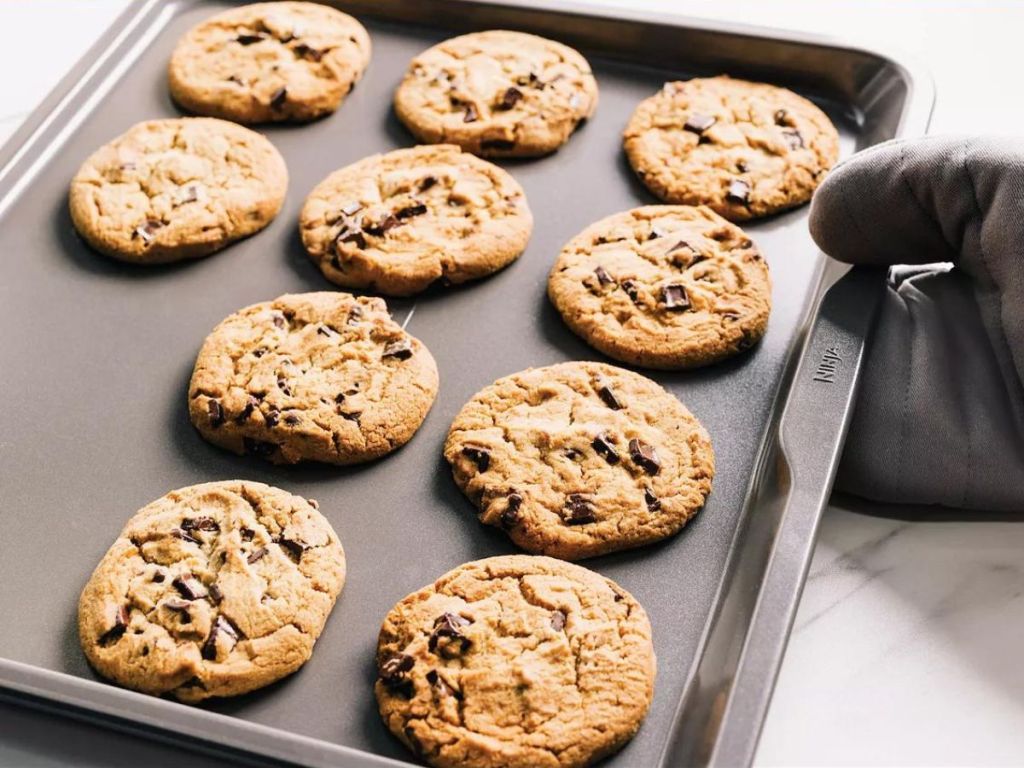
left=809, top=134, right=1024, bottom=271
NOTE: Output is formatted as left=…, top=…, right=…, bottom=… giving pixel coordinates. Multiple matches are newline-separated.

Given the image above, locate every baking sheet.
left=0, top=1, right=932, bottom=765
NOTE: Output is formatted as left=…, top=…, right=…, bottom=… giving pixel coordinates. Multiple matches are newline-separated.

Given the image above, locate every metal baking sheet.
left=0, top=1, right=932, bottom=766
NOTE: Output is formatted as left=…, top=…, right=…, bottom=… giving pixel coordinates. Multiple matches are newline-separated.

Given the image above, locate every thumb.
left=809, top=134, right=1024, bottom=271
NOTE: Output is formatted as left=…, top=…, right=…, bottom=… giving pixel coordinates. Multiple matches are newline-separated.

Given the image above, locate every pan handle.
left=707, top=264, right=889, bottom=767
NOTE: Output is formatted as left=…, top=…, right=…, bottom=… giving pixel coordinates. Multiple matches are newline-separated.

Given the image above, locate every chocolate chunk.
left=643, top=486, right=661, bottom=512
left=173, top=528, right=200, bottom=545
left=163, top=598, right=192, bottom=624
left=340, top=411, right=361, bottom=424
left=151, top=571, right=165, bottom=583
left=382, top=339, right=413, bottom=360
left=182, top=516, right=219, bottom=533
left=316, top=325, right=334, bottom=337
left=726, top=179, right=751, bottom=205
left=347, top=305, right=363, bottom=325
left=564, top=494, right=595, bottom=525
left=684, top=113, right=716, bottom=134
left=594, top=265, right=616, bottom=286
left=226, top=74, right=245, bottom=86
left=247, top=547, right=267, bottom=564
left=425, top=669, right=460, bottom=699
left=782, top=129, right=804, bottom=150
left=461, top=445, right=490, bottom=472
left=272, top=313, right=286, bottom=329
left=621, top=280, right=641, bottom=305
left=363, top=214, right=401, bottom=236
left=173, top=574, right=207, bottom=601
left=380, top=653, right=415, bottom=697
left=429, top=612, right=473, bottom=657
left=276, top=377, right=292, bottom=396
left=481, top=138, right=516, bottom=151
left=201, top=615, right=240, bottom=661
left=283, top=413, right=301, bottom=425
left=463, top=103, right=479, bottom=123
left=496, top=86, right=523, bottom=110
left=236, top=33, right=265, bottom=45
left=516, top=71, right=541, bottom=87
left=207, top=398, right=224, bottom=427
left=98, top=605, right=129, bottom=646
left=736, top=160, right=749, bottom=173
left=278, top=537, right=308, bottom=563
left=270, top=87, right=288, bottom=110
left=629, top=439, right=661, bottom=475
left=241, top=528, right=255, bottom=542
left=591, top=433, right=620, bottom=465
left=668, top=241, right=698, bottom=268
left=396, top=203, right=428, bottom=220
left=174, top=184, right=199, bottom=206
left=264, top=408, right=280, bottom=427
left=419, top=176, right=437, bottom=191
left=501, top=492, right=523, bottom=529
left=208, top=583, right=223, bottom=604
left=774, top=108, right=792, bottom=126
left=661, top=283, right=691, bottom=311
left=243, top=438, right=276, bottom=458
left=550, top=610, right=566, bottom=631
left=293, top=42, right=324, bottom=61
left=565, top=448, right=581, bottom=460
left=132, top=220, right=162, bottom=244
left=596, top=380, right=623, bottom=410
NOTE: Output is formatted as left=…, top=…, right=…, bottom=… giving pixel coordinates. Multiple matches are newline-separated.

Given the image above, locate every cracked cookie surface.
left=188, top=292, right=439, bottom=465
left=169, top=2, right=371, bottom=123
left=623, top=76, right=839, bottom=220
left=548, top=205, right=771, bottom=369
left=394, top=30, right=598, bottom=158
left=300, top=144, right=532, bottom=296
left=444, top=361, right=714, bottom=560
left=68, top=118, right=287, bottom=263
left=78, top=481, right=345, bottom=703
left=375, top=555, right=655, bottom=768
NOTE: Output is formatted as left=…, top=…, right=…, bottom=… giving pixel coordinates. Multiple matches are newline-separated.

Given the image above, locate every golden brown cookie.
left=168, top=2, right=371, bottom=123
left=68, top=118, right=287, bottom=263
left=375, top=555, right=656, bottom=768
left=394, top=30, right=597, bottom=158
left=623, top=76, right=839, bottom=220
left=188, top=292, right=439, bottom=465
left=548, top=205, right=771, bottom=369
left=444, top=361, right=714, bottom=560
left=78, top=481, right=345, bottom=703
left=300, top=144, right=532, bottom=296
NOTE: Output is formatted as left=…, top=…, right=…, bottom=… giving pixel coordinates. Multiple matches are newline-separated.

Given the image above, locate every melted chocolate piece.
left=182, top=516, right=219, bottom=533
left=419, top=176, right=437, bottom=191
left=293, top=42, right=324, bottom=62
left=396, top=203, right=428, bottom=220
left=591, top=433, right=620, bottom=465
left=236, top=33, right=265, bottom=45
left=363, top=214, right=401, bottom=237
left=264, top=408, right=280, bottom=428
left=596, top=380, right=623, bottom=410
left=684, top=113, right=717, bottom=134
left=481, top=138, right=516, bottom=151
left=501, top=492, right=523, bottom=528
left=463, top=103, right=479, bottom=123
left=429, top=612, right=473, bottom=657
left=270, top=87, right=288, bottom=110
left=564, top=494, right=595, bottom=525
left=629, top=439, right=661, bottom=475
left=726, top=179, right=751, bottom=205
left=132, top=220, right=162, bottom=244
left=278, top=537, right=308, bottom=563
left=774, top=108, right=793, bottom=126
left=661, top=283, right=691, bottom=311
left=643, top=486, right=661, bottom=513
left=173, top=529, right=200, bottom=546
left=426, top=669, right=460, bottom=699
left=208, top=583, right=224, bottom=604
left=98, top=606, right=129, bottom=646
left=173, top=574, right=207, bottom=601
left=550, top=610, right=566, bottom=631
left=283, top=413, right=301, bottom=425
left=247, top=547, right=267, bottom=564
left=201, top=615, right=240, bottom=660
left=461, top=445, right=490, bottom=472
left=379, top=652, right=415, bottom=686
left=620, top=280, right=642, bottom=305
left=496, top=86, right=523, bottom=110
left=241, top=529, right=255, bottom=542
left=593, top=265, right=616, bottom=286
left=207, top=399, right=224, bottom=427
left=382, top=339, right=413, bottom=360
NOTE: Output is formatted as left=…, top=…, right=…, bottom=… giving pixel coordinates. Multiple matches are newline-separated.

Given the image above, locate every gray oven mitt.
left=809, top=135, right=1024, bottom=511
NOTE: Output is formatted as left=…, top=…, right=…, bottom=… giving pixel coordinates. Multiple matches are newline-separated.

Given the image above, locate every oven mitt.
left=809, top=135, right=1024, bottom=511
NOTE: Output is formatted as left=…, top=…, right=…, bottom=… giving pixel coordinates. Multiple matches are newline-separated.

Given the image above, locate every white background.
left=1, top=1, right=1024, bottom=766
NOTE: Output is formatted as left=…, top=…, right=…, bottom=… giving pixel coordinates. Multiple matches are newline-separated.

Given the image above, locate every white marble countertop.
left=3, top=2, right=1024, bottom=766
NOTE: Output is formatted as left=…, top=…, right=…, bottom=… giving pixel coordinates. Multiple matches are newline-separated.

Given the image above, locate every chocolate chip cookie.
left=394, top=30, right=598, bottom=158
left=189, top=292, right=439, bottom=465
left=548, top=205, right=771, bottom=369
left=168, top=2, right=371, bottom=123
left=68, top=118, right=287, bottom=264
left=444, top=361, right=714, bottom=560
left=375, top=555, right=655, bottom=768
left=78, top=481, right=345, bottom=703
left=623, top=76, right=839, bottom=220
left=300, top=144, right=532, bottom=296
